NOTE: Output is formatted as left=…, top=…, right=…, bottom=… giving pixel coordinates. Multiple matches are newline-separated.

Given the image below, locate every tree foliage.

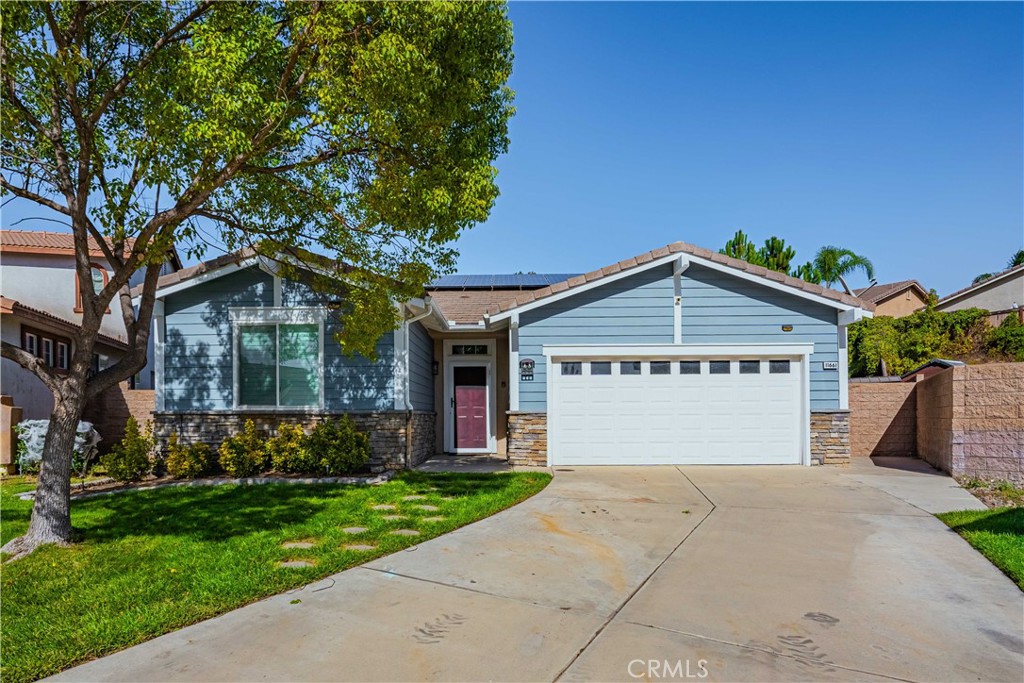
left=717, top=231, right=872, bottom=291
left=0, top=0, right=514, bottom=555
left=846, top=307, right=1021, bottom=376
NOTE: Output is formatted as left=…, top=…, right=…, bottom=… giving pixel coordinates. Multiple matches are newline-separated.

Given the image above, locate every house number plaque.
left=520, top=358, right=535, bottom=381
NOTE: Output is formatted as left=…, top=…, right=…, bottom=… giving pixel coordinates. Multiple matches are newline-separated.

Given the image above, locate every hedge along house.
left=143, top=241, right=873, bottom=471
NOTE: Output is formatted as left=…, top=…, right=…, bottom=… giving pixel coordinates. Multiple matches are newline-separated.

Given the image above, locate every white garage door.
left=549, top=357, right=804, bottom=465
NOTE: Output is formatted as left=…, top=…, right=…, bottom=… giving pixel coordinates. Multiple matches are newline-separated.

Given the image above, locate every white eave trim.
left=486, top=252, right=864, bottom=323
left=134, top=257, right=260, bottom=303
left=542, top=343, right=815, bottom=359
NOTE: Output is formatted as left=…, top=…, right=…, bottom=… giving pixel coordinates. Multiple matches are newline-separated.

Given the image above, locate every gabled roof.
left=486, top=241, right=873, bottom=320
left=1, top=229, right=182, bottom=270
left=937, top=263, right=1024, bottom=306
left=853, top=280, right=928, bottom=305
left=431, top=274, right=582, bottom=289
left=428, top=289, right=530, bottom=324
left=0, top=296, right=128, bottom=351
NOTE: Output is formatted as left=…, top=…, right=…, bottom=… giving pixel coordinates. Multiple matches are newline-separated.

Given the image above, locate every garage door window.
left=769, top=360, right=791, bottom=374
left=590, top=361, right=611, bottom=375
left=679, top=361, right=700, bottom=375
left=621, top=361, right=641, bottom=375
left=709, top=360, right=731, bottom=374
left=739, top=360, right=760, bottom=374
left=650, top=361, right=671, bottom=375
left=561, top=362, right=582, bottom=376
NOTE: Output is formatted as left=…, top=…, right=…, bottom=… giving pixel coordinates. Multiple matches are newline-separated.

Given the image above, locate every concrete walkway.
left=52, top=459, right=1022, bottom=682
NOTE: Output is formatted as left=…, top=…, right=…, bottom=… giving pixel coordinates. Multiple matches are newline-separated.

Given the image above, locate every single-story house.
left=935, top=264, right=1023, bottom=314
left=853, top=280, right=929, bottom=318
left=137, top=242, right=873, bottom=470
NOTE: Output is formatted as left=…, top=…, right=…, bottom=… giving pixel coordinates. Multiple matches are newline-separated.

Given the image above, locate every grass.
left=0, top=471, right=550, bottom=683
left=937, top=508, right=1024, bottom=590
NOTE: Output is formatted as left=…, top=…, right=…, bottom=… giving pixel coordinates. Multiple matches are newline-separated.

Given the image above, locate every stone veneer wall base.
left=811, top=410, right=851, bottom=465
left=507, top=412, right=547, bottom=467
left=153, top=411, right=435, bottom=473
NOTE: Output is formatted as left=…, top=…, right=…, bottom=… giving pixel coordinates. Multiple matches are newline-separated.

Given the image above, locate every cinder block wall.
left=917, top=364, right=1024, bottom=482
left=849, top=382, right=916, bottom=456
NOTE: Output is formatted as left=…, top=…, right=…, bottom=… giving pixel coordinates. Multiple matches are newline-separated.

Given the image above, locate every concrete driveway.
left=53, top=459, right=1023, bottom=682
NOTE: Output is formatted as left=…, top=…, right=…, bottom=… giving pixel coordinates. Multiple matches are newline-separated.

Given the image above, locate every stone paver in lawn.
left=415, top=505, right=440, bottom=512
left=381, top=515, right=407, bottom=521
left=422, top=516, right=445, bottom=523
left=341, top=527, right=367, bottom=534
left=389, top=529, right=420, bottom=536
left=281, top=541, right=315, bottom=549
left=370, top=504, right=395, bottom=511
left=342, top=544, right=377, bottom=552
left=402, top=495, right=426, bottom=501
left=276, top=560, right=315, bottom=568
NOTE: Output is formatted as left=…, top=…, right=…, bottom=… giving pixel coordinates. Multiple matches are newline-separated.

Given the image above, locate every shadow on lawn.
left=77, top=485, right=333, bottom=543
left=947, top=508, right=1024, bottom=536
left=68, top=473, right=526, bottom=544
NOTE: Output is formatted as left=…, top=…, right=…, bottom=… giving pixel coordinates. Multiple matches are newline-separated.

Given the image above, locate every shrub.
left=848, top=307, right=991, bottom=376
left=218, top=420, right=269, bottom=477
left=14, top=419, right=102, bottom=476
left=987, top=314, right=1024, bottom=361
left=305, top=416, right=370, bottom=475
left=165, top=434, right=216, bottom=479
left=100, top=417, right=154, bottom=482
left=267, top=423, right=317, bottom=474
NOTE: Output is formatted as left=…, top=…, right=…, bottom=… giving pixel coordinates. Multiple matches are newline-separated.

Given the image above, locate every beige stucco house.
left=935, top=264, right=1023, bottom=314
left=853, top=280, right=929, bottom=318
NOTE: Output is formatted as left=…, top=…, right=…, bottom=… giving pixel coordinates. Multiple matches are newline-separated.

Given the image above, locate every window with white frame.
left=233, top=309, right=324, bottom=408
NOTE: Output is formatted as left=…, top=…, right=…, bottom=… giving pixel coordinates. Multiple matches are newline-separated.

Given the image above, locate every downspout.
left=402, top=299, right=435, bottom=468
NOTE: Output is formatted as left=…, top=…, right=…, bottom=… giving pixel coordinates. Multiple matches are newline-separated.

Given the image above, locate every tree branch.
left=0, top=341, right=63, bottom=394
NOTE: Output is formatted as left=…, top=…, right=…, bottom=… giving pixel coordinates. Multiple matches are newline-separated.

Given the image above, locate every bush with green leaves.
left=100, top=417, right=154, bottom=482
left=848, top=307, right=991, bottom=376
left=217, top=420, right=269, bottom=477
left=165, top=434, right=217, bottom=479
left=305, top=417, right=371, bottom=475
left=987, top=314, right=1024, bottom=361
left=267, top=423, right=318, bottom=474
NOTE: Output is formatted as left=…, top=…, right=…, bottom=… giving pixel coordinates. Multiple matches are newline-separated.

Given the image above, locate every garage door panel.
left=551, top=356, right=803, bottom=466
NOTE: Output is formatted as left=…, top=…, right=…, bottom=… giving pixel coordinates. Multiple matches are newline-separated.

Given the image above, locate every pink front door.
left=455, top=385, right=488, bottom=449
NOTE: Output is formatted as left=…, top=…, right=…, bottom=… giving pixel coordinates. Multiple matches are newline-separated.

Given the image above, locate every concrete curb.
left=16, top=471, right=397, bottom=501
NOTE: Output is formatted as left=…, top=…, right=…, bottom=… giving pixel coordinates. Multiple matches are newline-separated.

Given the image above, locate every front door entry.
left=453, top=365, right=488, bottom=450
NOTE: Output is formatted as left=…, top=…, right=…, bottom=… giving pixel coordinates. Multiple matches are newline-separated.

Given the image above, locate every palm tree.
left=1008, top=249, right=1024, bottom=269
left=812, top=246, right=874, bottom=293
left=972, top=273, right=994, bottom=285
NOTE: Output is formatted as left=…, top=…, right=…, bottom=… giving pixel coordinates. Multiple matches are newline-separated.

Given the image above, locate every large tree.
left=811, top=245, right=874, bottom=293
left=0, top=1, right=513, bottom=556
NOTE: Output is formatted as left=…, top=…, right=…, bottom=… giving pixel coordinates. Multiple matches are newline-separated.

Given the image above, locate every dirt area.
left=958, top=477, right=1024, bottom=508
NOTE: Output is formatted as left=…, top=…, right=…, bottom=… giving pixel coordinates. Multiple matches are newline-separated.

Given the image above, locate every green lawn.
left=0, top=471, right=550, bottom=683
left=937, top=508, right=1024, bottom=590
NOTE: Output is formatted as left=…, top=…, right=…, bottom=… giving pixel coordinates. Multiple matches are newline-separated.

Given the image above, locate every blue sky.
left=3, top=2, right=1021, bottom=296
left=452, top=1, right=1024, bottom=295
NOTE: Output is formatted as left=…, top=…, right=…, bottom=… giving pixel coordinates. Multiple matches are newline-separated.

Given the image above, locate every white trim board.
left=442, top=338, right=498, bottom=454
left=487, top=251, right=865, bottom=323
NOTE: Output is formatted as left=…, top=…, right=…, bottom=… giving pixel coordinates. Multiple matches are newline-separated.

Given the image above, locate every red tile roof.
left=1, top=229, right=181, bottom=268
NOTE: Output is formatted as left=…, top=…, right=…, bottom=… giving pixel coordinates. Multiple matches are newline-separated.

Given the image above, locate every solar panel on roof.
left=429, top=273, right=581, bottom=289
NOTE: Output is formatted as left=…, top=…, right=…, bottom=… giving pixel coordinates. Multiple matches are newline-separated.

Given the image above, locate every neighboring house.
left=935, top=264, right=1024, bottom=313
left=143, top=242, right=873, bottom=470
left=853, top=280, right=929, bottom=317
left=0, top=230, right=181, bottom=419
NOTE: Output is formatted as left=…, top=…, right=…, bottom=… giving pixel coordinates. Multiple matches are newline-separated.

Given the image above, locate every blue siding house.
left=143, top=242, right=872, bottom=469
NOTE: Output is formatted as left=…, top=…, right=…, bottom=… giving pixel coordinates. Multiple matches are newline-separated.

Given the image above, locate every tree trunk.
left=1, top=390, right=86, bottom=558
